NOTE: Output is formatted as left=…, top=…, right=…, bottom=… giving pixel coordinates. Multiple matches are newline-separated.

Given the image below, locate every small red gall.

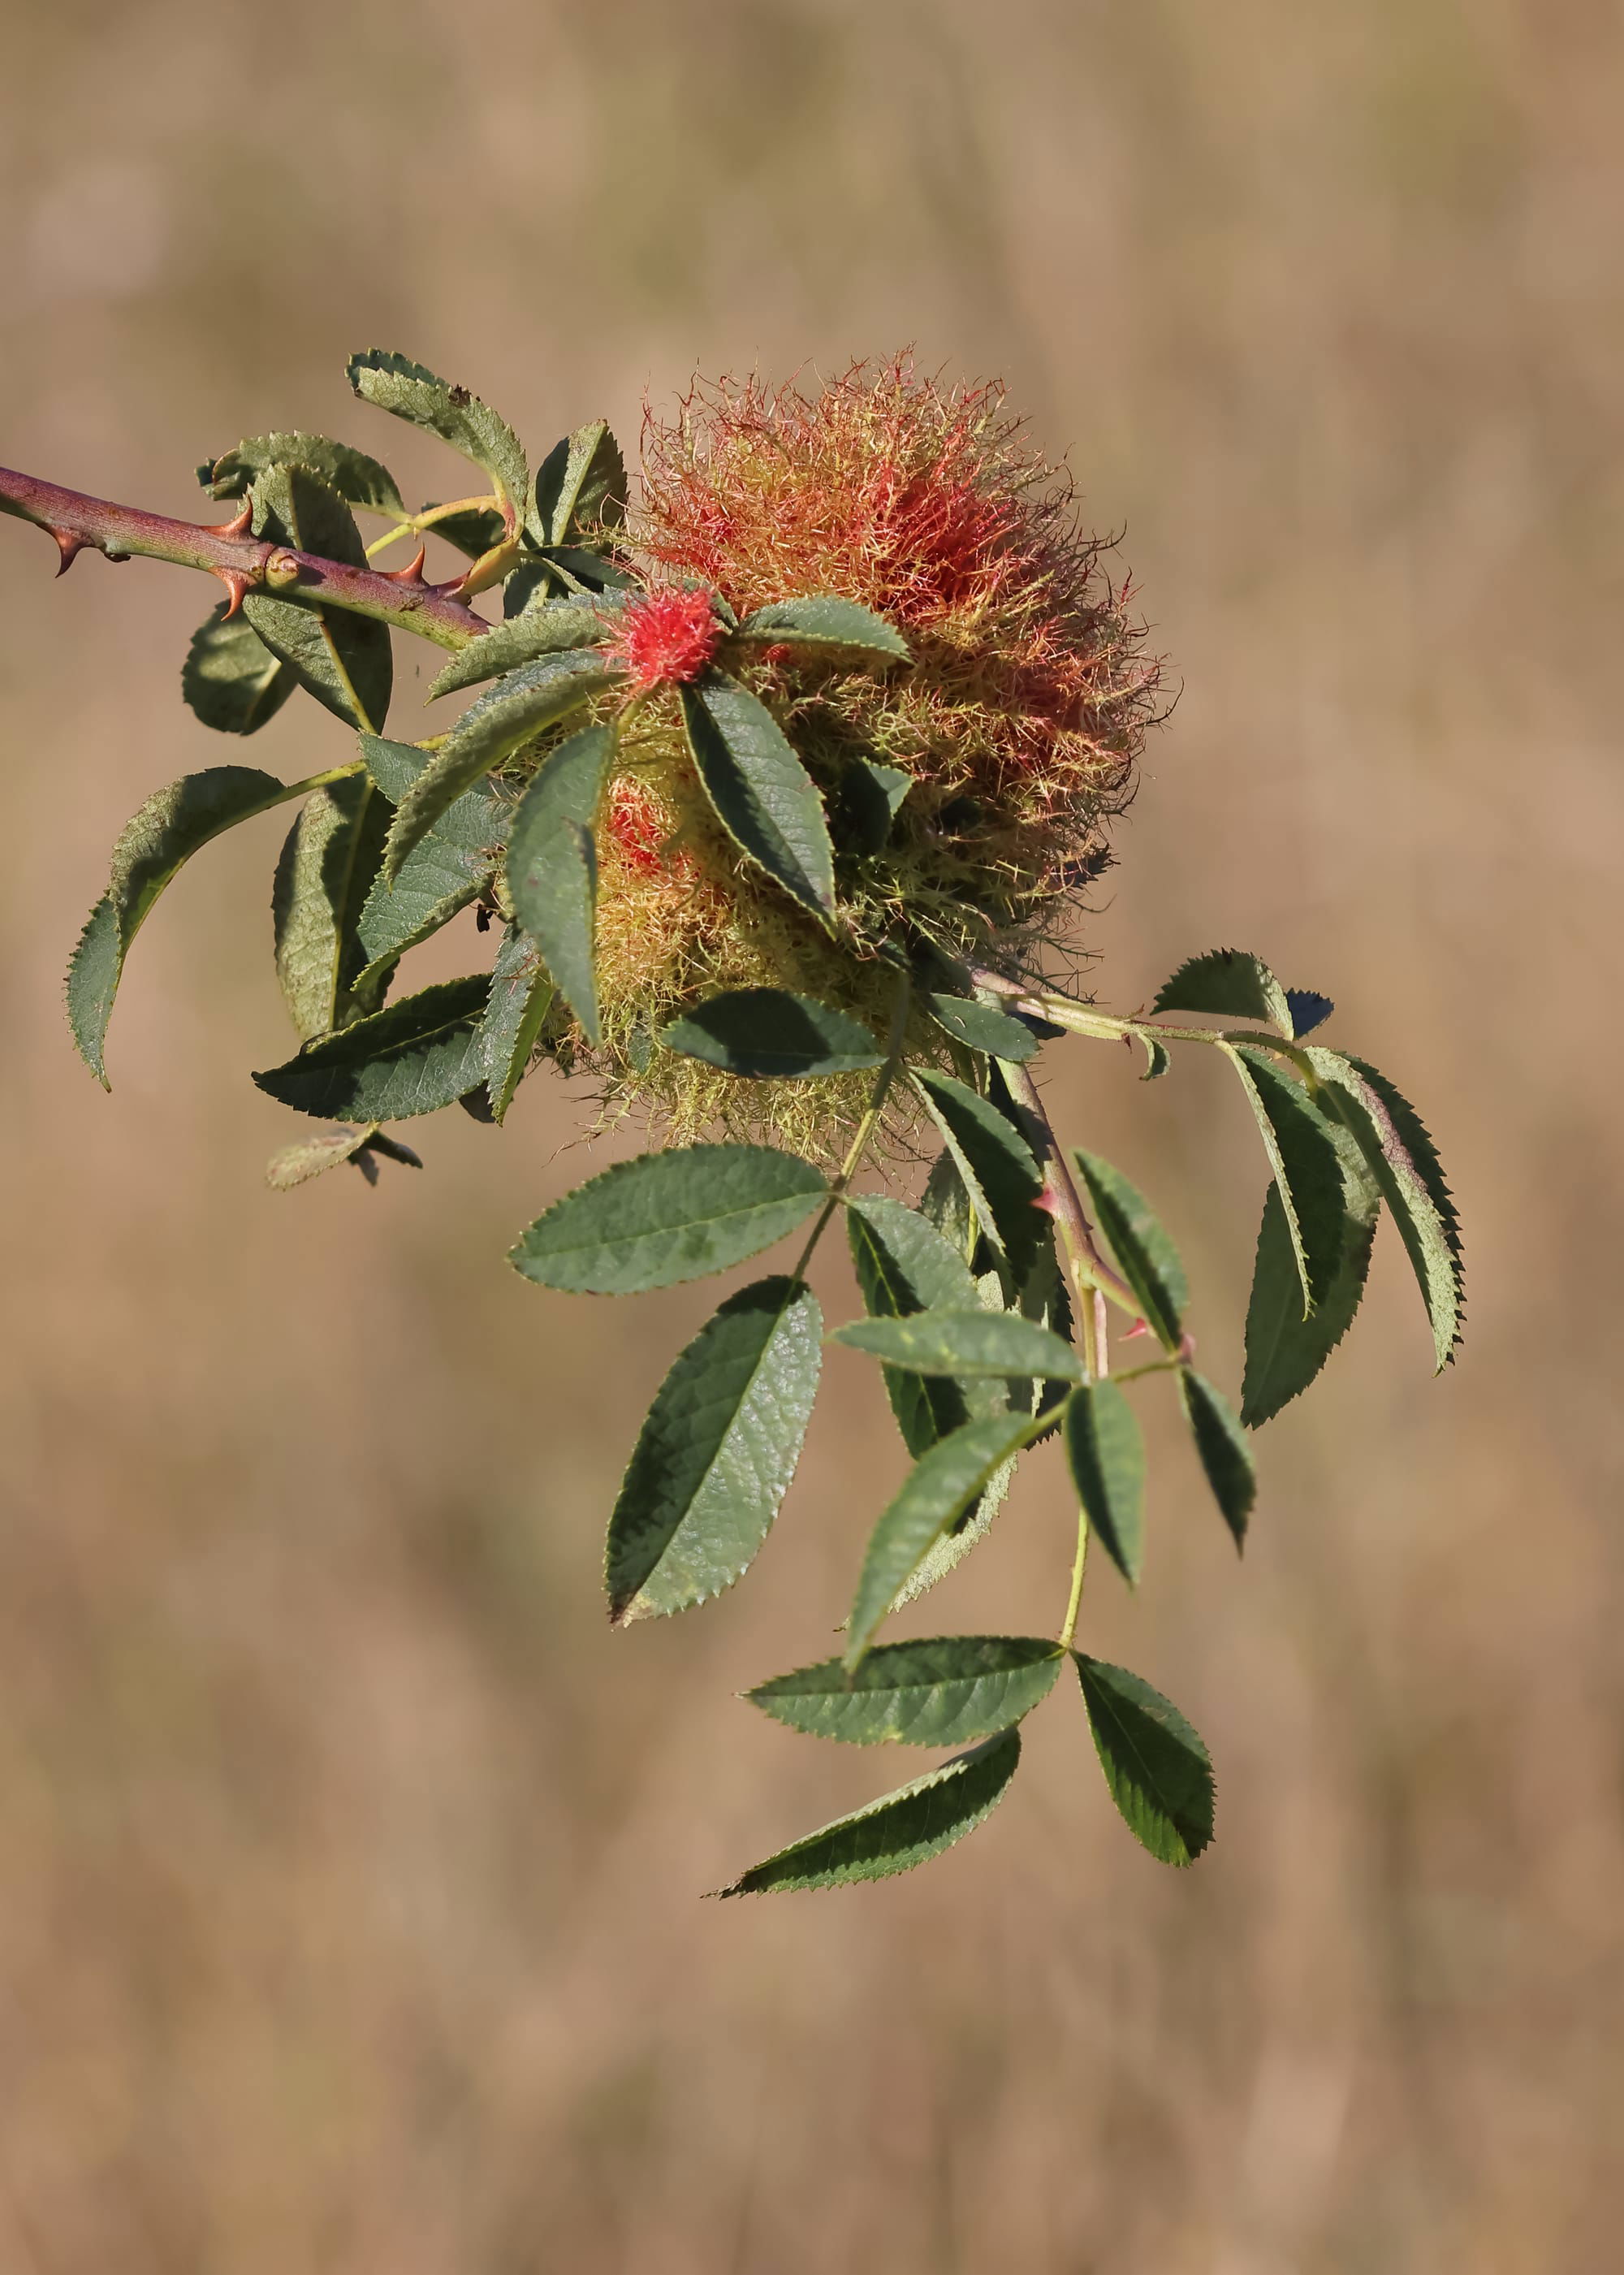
left=606, top=587, right=722, bottom=692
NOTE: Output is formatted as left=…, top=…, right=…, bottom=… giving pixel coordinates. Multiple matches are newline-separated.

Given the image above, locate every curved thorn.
left=50, top=526, right=86, bottom=576
left=209, top=500, right=255, bottom=539
left=385, top=544, right=430, bottom=586
left=212, top=566, right=255, bottom=619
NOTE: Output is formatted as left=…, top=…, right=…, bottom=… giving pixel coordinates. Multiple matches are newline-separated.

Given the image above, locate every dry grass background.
left=1, top=2, right=1620, bottom=2269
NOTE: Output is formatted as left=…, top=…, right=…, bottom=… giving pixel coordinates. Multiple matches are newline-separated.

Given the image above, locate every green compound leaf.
left=1223, top=1043, right=1348, bottom=1314
left=662, top=988, right=883, bottom=1080
left=680, top=672, right=836, bottom=923
left=384, top=649, right=621, bottom=884
left=506, top=720, right=619, bottom=1045
left=1152, top=947, right=1295, bottom=1036
left=924, top=993, right=1039, bottom=1063
left=252, top=974, right=490, bottom=1122
left=1062, top=1380, right=1147, bottom=1589
left=346, top=348, right=528, bottom=530
left=271, top=771, right=391, bottom=1038
left=67, top=765, right=320, bottom=1085
left=831, top=1308, right=1083, bottom=1384
left=748, top=1636, right=1062, bottom=1748
left=845, top=1195, right=1004, bottom=1464
left=199, top=432, right=404, bottom=515
left=1307, top=1049, right=1465, bottom=1369
left=732, top=595, right=910, bottom=664
left=1242, top=1118, right=1380, bottom=1426
left=606, top=1276, right=822, bottom=1624
left=845, top=1411, right=1038, bottom=1667
left=479, top=922, right=555, bottom=1122
left=718, top=1729, right=1021, bottom=1896
left=180, top=607, right=294, bottom=735
left=1176, top=1369, right=1255, bottom=1550
left=529, top=419, right=627, bottom=547
left=426, top=599, right=619, bottom=699
left=1071, top=1149, right=1189, bottom=1353
left=912, top=1068, right=1045, bottom=1282
left=509, top=1143, right=827, bottom=1296
left=1073, top=1655, right=1214, bottom=1867
left=244, top=464, right=393, bottom=734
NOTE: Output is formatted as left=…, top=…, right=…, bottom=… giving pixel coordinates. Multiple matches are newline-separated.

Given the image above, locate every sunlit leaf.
left=199, top=432, right=404, bottom=515
left=1071, top=1149, right=1187, bottom=1352
left=356, top=736, right=509, bottom=981
left=1073, top=1655, right=1214, bottom=1866
left=1176, top=1369, right=1255, bottom=1549
left=505, top=720, right=619, bottom=1043
left=845, top=1412, right=1038, bottom=1665
left=1152, top=947, right=1294, bottom=1036
left=831, top=1308, right=1083, bottom=1383
left=271, top=771, right=391, bottom=1037
left=427, top=599, right=619, bottom=699
left=346, top=348, right=529, bottom=528
left=479, top=921, right=555, bottom=1122
left=1242, top=1118, right=1380, bottom=1425
left=748, top=1636, right=1061, bottom=1747
left=1223, top=1044, right=1347, bottom=1313
left=509, top=1144, right=827, bottom=1295
left=732, top=595, right=909, bottom=664
left=253, top=975, right=490, bottom=1122
left=680, top=671, right=836, bottom=922
left=529, top=420, right=627, bottom=547
left=718, top=1730, right=1021, bottom=1895
left=924, top=993, right=1039, bottom=1062
left=1061, top=1380, right=1146, bottom=1588
left=607, top=1276, right=821, bottom=1623
left=67, top=766, right=320, bottom=1085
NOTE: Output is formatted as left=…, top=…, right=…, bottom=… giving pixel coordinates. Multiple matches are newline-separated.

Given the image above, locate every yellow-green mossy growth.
left=568, top=356, right=1161, bottom=1157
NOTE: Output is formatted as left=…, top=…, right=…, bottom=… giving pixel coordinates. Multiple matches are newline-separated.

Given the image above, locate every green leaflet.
left=662, top=988, right=883, bottom=1080
left=912, top=1067, right=1045, bottom=1282
left=732, top=595, right=910, bottom=664
left=1071, top=1148, right=1188, bottom=1352
left=1176, top=1369, right=1255, bottom=1550
left=346, top=348, right=528, bottom=529
left=253, top=975, right=490, bottom=1122
left=680, top=672, right=836, bottom=923
left=509, top=1143, right=827, bottom=1296
left=479, top=923, right=555, bottom=1122
left=831, top=1308, right=1083, bottom=1383
left=1062, top=1380, right=1147, bottom=1588
left=383, top=649, right=620, bottom=883
left=1285, top=988, right=1335, bottom=1037
left=924, top=993, right=1039, bottom=1063
left=748, top=1637, right=1062, bottom=1748
left=272, top=772, right=392, bottom=1038
left=844, top=1195, right=1002, bottom=1461
left=845, top=1411, right=1038, bottom=1667
left=506, top=720, right=619, bottom=1044
left=180, top=608, right=294, bottom=735
left=1307, top=1049, right=1465, bottom=1369
left=606, top=1276, right=822, bottom=1623
left=529, top=420, right=627, bottom=547
left=355, top=735, right=509, bottom=980
left=264, top=1122, right=421, bottom=1191
left=505, top=548, right=634, bottom=612
left=718, top=1730, right=1021, bottom=1895
left=67, top=765, right=324, bottom=1085
left=1152, top=947, right=1295, bottom=1036
left=199, top=432, right=404, bottom=516
left=426, top=600, right=618, bottom=699
left=1073, top=1655, right=1214, bottom=1867
left=244, top=464, right=393, bottom=733
left=1242, top=1118, right=1380, bottom=1426
left=838, top=756, right=914, bottom=853
left=1223, top=1044, right=1347, bottom=1313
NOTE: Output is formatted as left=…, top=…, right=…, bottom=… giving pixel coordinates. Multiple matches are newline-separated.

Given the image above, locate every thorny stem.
left=0, top=465, right=490, bottom=651
left=790, top=966, right=913, bottom=1282
left=996, top=1055, right=1138, bottom=1344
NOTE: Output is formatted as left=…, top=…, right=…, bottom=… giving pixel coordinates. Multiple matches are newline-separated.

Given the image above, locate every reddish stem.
left=0, top=465, right=488, bottom=651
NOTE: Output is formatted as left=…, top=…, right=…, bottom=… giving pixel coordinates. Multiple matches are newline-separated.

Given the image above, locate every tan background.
left=2, top=3, right=1619, bottom=2269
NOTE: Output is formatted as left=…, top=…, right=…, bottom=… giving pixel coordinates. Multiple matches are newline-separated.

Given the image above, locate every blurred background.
left=2, top=2, right=1619, bottom=2268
